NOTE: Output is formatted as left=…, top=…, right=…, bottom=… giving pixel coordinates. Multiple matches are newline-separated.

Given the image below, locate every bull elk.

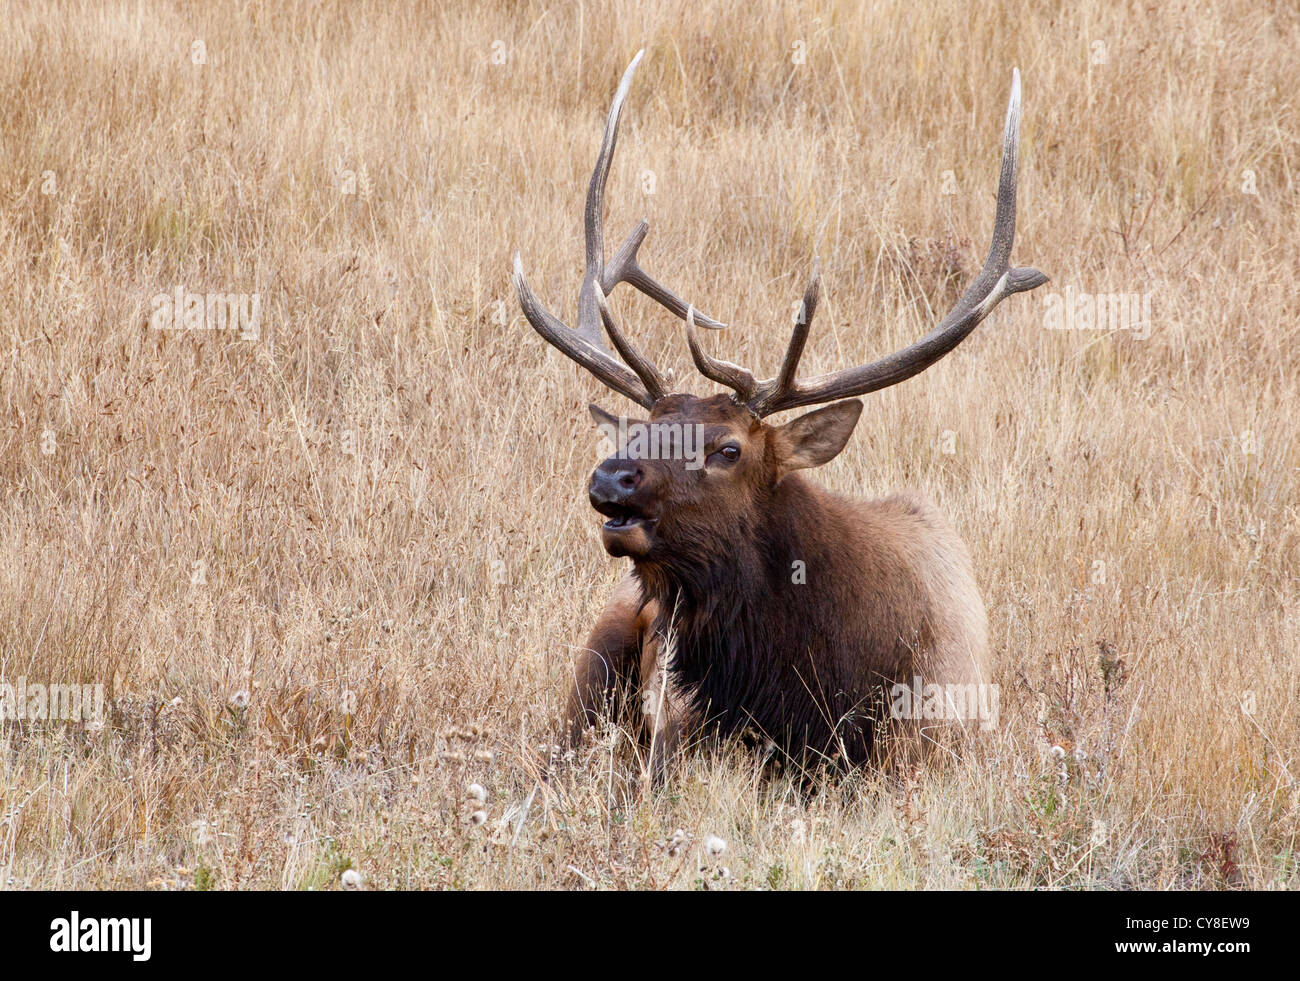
left=512, top=51, right=1047, bottom=774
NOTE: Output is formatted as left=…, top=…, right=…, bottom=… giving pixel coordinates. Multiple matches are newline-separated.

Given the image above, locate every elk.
left=512, top=51, right=1047, bottom=774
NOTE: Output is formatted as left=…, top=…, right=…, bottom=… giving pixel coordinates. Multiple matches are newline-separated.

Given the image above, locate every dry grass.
left=0, top=0, right=1297, bottom=890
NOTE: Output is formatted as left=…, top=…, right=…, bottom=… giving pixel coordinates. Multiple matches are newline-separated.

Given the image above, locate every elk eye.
left=715, top=444, right=741, bottom=463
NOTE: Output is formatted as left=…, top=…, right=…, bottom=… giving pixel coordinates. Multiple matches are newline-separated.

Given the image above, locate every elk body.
left=513, top=51, right=1047, bottom=772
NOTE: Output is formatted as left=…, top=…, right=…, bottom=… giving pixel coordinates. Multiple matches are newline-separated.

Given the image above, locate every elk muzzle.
left=589, top=458, right=659, bottom=558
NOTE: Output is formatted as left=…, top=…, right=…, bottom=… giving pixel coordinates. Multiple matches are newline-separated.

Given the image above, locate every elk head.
left=512, top=50, right=1047, bottom=565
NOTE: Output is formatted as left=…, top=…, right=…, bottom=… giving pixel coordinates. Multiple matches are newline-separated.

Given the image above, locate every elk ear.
left=589, top=403, right=642, bottom=454
left=588, top=404, right=623, bottom=430
left=771, top=400, right=863, bottom=475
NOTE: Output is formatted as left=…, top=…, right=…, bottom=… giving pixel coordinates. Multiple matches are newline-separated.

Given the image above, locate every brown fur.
left=568, top=393, right=988, bottom=773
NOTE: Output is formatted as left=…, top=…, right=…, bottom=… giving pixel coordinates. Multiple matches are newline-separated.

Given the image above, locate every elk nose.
left=589, top=459, right=642, bottom=511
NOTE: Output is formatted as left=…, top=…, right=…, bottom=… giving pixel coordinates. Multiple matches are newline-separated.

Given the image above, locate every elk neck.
left=631, top=473, right=857, bottom=743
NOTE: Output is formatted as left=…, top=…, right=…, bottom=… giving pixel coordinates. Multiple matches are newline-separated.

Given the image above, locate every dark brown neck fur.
left=633, top=474, right=919, bottom=766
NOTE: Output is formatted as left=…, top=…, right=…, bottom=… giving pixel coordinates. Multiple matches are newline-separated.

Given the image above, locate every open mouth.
left=594, top=504, right=658, bottom=556
left=601, top=511, right=657, bottom=532
left=598, top=506, right=660, bottom=537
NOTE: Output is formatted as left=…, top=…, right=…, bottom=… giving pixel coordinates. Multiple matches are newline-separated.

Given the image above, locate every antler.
left=697, top=69, right=1048, bottom=417
left=511, top=49, right=723, bottom=409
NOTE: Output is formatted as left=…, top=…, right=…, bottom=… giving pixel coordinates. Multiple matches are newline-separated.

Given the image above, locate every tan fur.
left=570, top=575, right=686, bottom=776
left=862, top=492, right=989, bottom=690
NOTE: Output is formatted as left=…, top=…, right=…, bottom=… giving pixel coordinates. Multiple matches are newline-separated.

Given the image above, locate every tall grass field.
left=0, top=0, right=1296, bottom=889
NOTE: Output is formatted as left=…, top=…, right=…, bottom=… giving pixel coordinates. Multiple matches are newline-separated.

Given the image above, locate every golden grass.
left=0, top=0, right=1296, bottom=889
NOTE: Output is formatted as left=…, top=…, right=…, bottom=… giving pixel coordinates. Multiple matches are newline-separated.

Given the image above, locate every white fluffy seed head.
left=789, top=818, right=807, bottom=844
left=466, top=782, right=487, bottom=803
left=340, top=868, right=362, bottom=889
left=470, top=810, right=487, bottom=825
left=703, top=835, right=727, bottom=858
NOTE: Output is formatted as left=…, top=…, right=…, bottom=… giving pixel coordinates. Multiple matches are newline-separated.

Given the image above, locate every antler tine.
left=514, top=49, right=723, bottom=409
left=573, top=51, right=641, bottom=347
left=751, top=69, right=1049, bottom=416
left=513, top=254, right=656, bottom=407
left=576, top=51, right=724, bottom=343
left=746, top=259, right=822, bottom=415
left=683, top=306, right=758, bottom=401
left=594, top=282, right=669, bottom=402
left=600, top=219, right=727, bottom=330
